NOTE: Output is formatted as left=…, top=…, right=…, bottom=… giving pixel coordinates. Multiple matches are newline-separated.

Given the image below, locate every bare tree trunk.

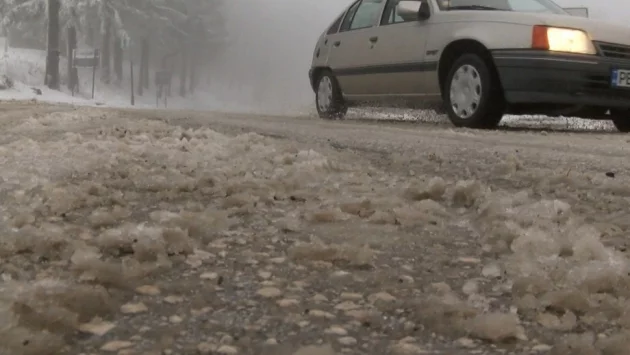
left=179, top=43, right=188, bottom=97
left=137, top=38, right=147, bottom=96
left=3, top=26, right=9, bottom=55
left=67, top=26, right=79, bottom=91
left=142, top=38, right=149, bottom=89
left=101, top=17, right=111, bottom=83
left=162, top=52, right=176, bottom=97
left=188, top=43, right=196, bottom=94
left=45, top=0, right=61, bottom=89
left=113, top=35, right=123, bottom=83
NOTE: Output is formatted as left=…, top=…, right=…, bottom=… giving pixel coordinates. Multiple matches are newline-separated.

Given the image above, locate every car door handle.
left=369, top=36, right=378, bottom=43
left=333, top=41, right=341, bottom=47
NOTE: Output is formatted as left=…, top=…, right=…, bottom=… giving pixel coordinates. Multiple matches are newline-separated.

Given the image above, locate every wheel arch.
left=437, top=39, right=503, bottom=98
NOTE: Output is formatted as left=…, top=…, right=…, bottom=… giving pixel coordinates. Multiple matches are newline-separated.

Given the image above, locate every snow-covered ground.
left=0, top=100, right=629, bottom=354
left=0, top=37, right=258, bottom=112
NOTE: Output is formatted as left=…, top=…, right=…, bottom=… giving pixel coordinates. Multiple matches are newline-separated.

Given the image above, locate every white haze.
left=206, top=0, right=627, bottom=115
left=208, top=0, right=352, bottom=115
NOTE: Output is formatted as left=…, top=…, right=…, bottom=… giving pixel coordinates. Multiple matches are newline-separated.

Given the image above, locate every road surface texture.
left=1, top=100, right=630, bottom=355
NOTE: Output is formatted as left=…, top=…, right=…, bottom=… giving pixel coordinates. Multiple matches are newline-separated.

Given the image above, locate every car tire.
left=610, top=109, right=630, bottom=132
left=315, top=71, right=347, bottom=119
left=443, top=54, right=505, bottom=129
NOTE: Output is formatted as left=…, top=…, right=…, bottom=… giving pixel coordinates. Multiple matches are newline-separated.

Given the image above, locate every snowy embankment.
left=0, top=37, right=245, bottom=111
left=0, top=105, right=628, bottom=353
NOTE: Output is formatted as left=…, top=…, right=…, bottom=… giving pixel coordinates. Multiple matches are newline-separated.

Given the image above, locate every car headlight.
left=532, top=25, right=596, bottom=55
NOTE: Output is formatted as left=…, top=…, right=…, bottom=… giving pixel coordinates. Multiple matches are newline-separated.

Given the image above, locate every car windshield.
left=438, top=0, right=567, bottom=14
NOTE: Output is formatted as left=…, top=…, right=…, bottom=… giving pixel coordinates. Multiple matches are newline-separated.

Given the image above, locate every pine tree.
left=1, top=0, right=228, bottom=89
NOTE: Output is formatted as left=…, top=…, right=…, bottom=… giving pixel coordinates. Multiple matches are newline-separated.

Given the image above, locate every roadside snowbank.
left=0, top=37, right=236, bottom=111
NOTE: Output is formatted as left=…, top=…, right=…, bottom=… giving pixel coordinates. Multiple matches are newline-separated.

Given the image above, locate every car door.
left=314, top=12, right=345, bottom=69
left=365, top=0, right=438, bottom=98
left=327, top=0, right=386, bottom=96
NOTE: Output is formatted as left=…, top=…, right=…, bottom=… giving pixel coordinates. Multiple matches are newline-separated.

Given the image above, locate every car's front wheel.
left=610, top=109, right=630, bottom=132
left=315, top=71, right=347, bottom=119
left=444, top=54, right=505, bottom=129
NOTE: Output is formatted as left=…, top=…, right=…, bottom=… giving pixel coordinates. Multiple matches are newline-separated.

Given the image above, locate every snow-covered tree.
left=0, top=0, right=227, bottom=82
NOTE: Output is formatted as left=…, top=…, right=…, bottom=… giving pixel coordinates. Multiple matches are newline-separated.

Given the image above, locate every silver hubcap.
left=317, top=76, right=333, bottom=112
left=449, top=64, right=482, bottom=119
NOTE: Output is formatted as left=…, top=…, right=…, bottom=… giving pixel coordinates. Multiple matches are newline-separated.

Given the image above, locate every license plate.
left=611, top=69, right=630, bottom=88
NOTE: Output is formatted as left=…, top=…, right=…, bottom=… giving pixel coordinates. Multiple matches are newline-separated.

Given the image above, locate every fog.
left=208, top=0, right=353, bottom=115
left=206, top=0, right=628, bottom=115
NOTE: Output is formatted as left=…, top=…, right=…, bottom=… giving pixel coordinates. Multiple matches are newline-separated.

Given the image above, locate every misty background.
left=212, top=0, right=627, bottom=114
left=209, top=0, right=350, bottom=115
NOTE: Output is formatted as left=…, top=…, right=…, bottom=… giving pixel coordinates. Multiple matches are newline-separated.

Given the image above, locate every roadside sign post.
left=91, top=49, right=98, bottom=98
left=155, top=70, right=172, bottom=108
left=72, top=48, right=100, bottom=98
left=125, top=38, right=134, bottom=106
left=3, top=28, right=8, bottom=58
left=130, top=59, right=135, bottom=106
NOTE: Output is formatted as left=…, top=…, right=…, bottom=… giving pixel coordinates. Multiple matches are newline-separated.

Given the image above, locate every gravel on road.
left=1, top=101, right=629, bottom=355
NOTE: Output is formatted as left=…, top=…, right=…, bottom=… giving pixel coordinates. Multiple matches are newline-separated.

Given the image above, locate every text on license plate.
left=611, top=69, right=630, bottom=88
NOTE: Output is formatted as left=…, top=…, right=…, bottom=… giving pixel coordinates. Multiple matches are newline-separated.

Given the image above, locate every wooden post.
left=130, top=59, right=135, bottom=105
left=142, top=38, right=149, bottom=89
left=67, top=26, right=78, bottom=93
left=91, top=50, right=98, bottom=99
left=137, top=39, right=145, bottom=96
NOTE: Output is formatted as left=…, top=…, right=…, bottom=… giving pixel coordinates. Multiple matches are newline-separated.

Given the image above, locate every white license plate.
left=611, top=69, right=630, bottom=88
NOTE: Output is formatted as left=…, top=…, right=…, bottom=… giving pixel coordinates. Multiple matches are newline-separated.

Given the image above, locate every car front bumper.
left=492, top=49, right=630, bottom=109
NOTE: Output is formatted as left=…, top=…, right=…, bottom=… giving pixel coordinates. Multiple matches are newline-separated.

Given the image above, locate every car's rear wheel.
left=316, top=71, right=347, bottom=119
left=443, top=54, right=504, bottom=129
left=610, top=109, right=630, bottom=132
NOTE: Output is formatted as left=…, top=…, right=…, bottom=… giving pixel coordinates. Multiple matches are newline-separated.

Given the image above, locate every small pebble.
left=100, top=340, right=133, bottom=352
left=257, top=287, right=282, bottom=298
left=169, top=315, right=183, bottom=324
left=216, top=345, right=239, bottom=354
left=135, top=285, right=160, bottom=295
left=338, top=336, right=357, bottom=346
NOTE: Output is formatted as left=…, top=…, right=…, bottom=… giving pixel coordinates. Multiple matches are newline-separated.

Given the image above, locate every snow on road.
left=0, top=101, right=629, bottom=354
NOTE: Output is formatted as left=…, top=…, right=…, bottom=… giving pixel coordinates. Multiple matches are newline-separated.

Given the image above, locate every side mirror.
left=397, top=0, right=431, bottom=21
left=418, top=0, right=431, bottom=20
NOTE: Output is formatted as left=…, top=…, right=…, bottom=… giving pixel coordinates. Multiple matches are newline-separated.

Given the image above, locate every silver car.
left=309, top=0, right=630, bottom=131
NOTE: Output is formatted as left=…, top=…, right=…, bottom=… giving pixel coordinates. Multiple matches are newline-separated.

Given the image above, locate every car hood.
left=533, top=13, right=630, bottom=45
left=441, top=11, right=630, bottom=45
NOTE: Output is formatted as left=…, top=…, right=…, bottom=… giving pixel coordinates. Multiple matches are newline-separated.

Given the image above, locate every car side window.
left=339, top=0, right=362, bottom=32
left=340, top=0, right=385, bottom=32
left=327, top=13, right=345, bottom=35
left=381, top=0, right=419, bottom=25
